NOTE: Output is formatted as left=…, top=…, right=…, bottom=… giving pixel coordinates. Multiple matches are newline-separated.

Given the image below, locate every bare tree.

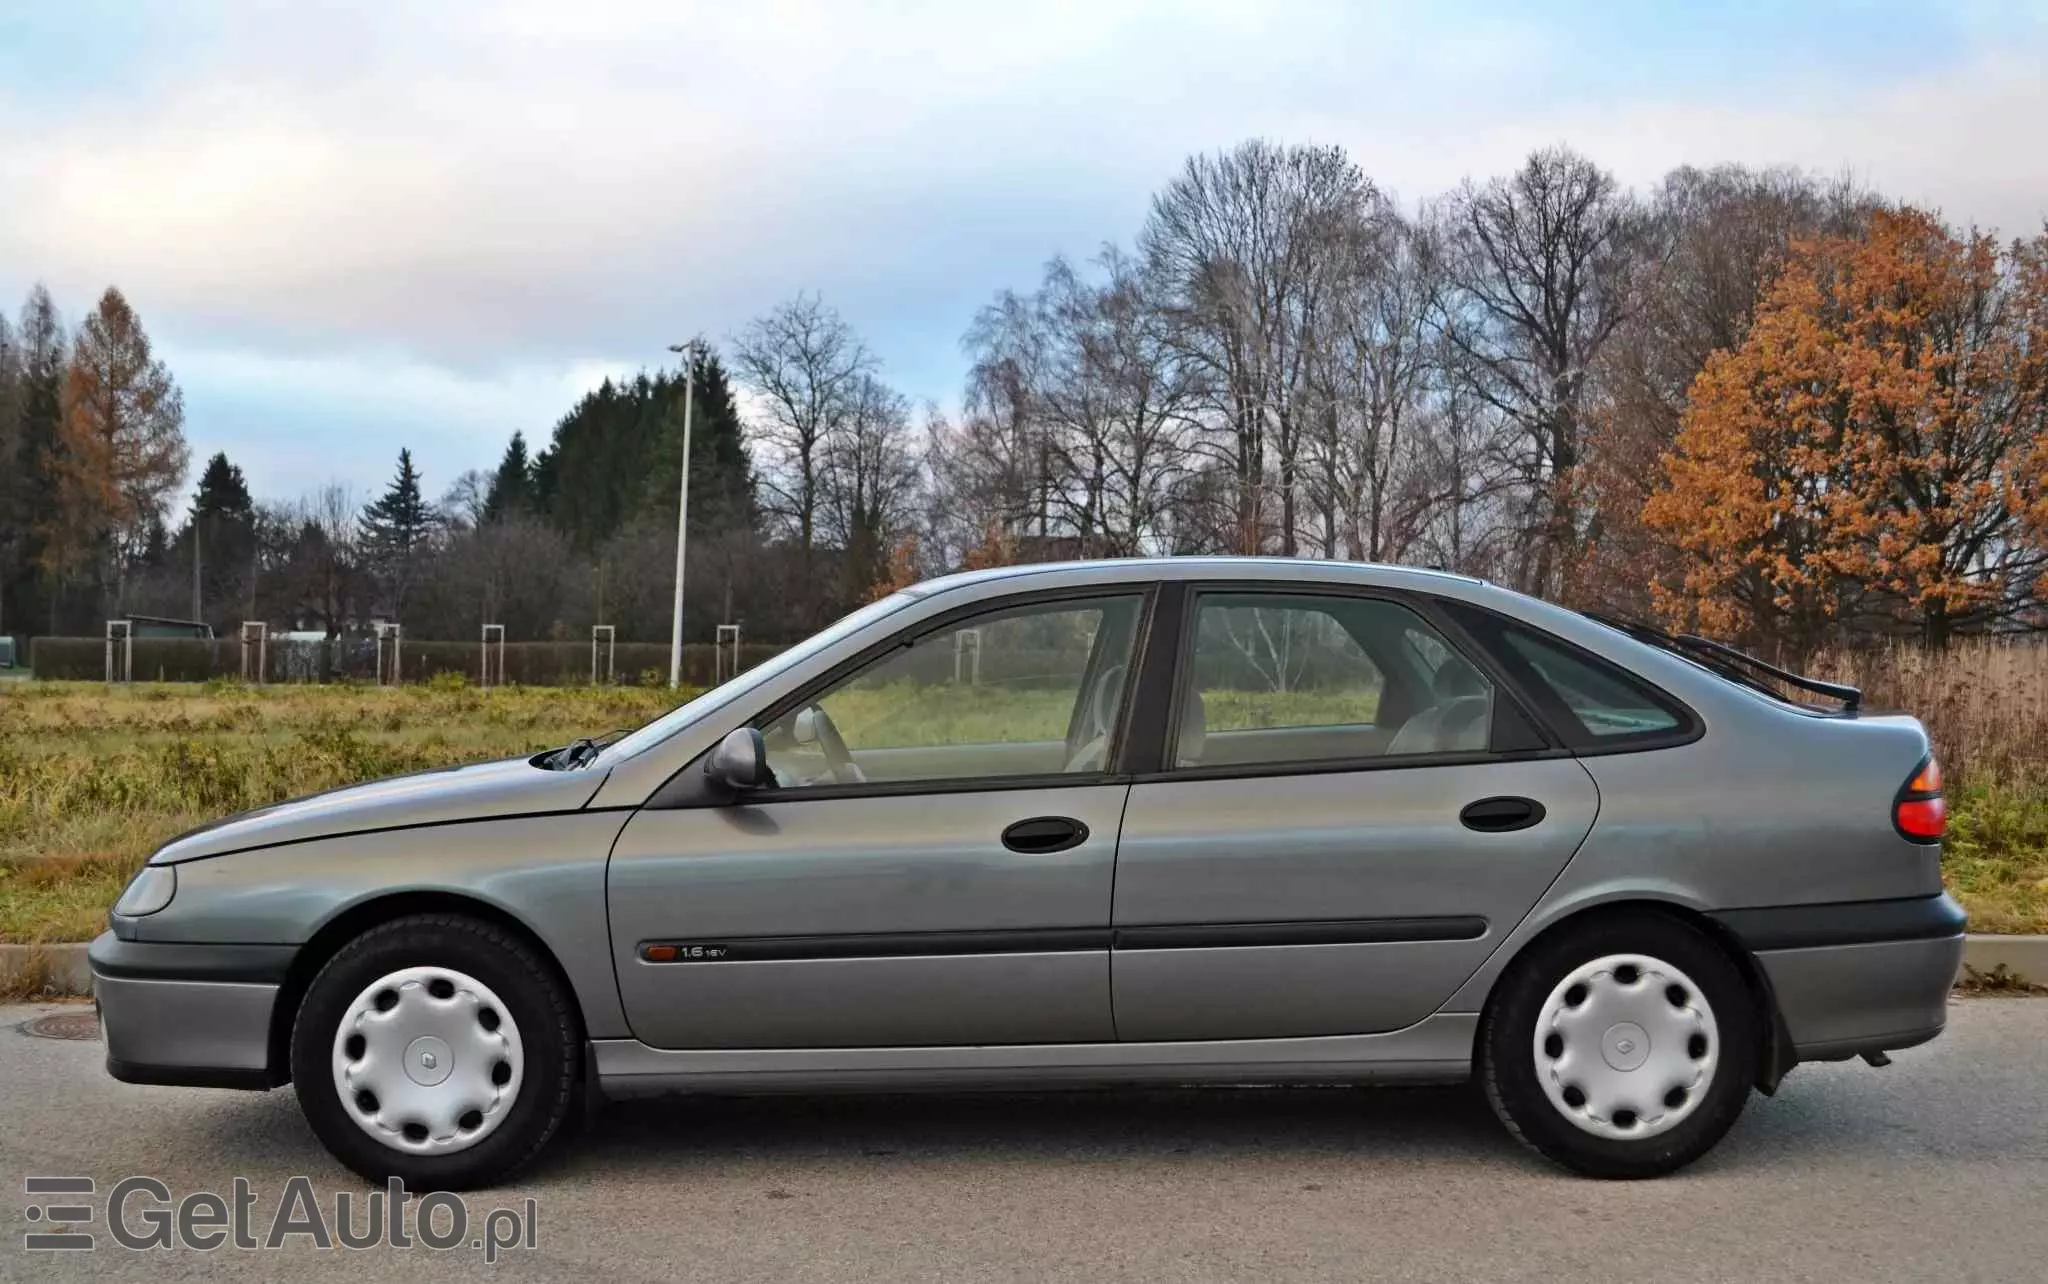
left=1302, top=205, right=1445, bottom=562
left=437, top=469, right=492, bottom=533
left=818, top=373, right=920, bottom=597
left=732, top=294, right=876, bottom=557
left=1440, top=147, right=1650, bottom=597
left=1141, top=140, right=1378, bottom=555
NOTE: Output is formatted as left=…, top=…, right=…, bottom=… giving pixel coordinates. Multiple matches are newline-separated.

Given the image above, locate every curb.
left=0, top=942, right=93, bottom=998
left=1958, top=934, right=2048, bottom=988
left=6, top=934, right=2047, bottom=1001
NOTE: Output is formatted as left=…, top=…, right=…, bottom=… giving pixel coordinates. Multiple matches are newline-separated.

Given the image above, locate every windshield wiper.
left=549, top=728, right=633, bottom=770
left=1580, top=612, right=1861, bottom=712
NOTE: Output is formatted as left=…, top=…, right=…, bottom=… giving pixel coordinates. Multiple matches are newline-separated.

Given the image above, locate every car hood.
left=148, top=755, right=611, bottom=864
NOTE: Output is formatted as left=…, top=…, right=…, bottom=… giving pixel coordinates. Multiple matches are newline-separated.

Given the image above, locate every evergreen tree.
left=173, top=451, right=259, bottom=627
left=359, top=448, right=436, bottom=617
left=4, top=287, right=67, bottom=631
left=192, top=451, right=255, bottom=522
left=483, top=431, right=535, bottom=523
left=532, top=353, right=757, bottom=550
left=0, top=312, right=19, bottom=635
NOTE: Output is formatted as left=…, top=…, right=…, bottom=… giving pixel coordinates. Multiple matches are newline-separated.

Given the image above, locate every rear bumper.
left=1712, top=894, right=1965, bottom=1062
left=88, top=932, right=288, bottom=1090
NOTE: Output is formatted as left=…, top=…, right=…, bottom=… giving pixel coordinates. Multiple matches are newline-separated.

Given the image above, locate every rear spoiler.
left=1581, top=613, right=1863, bottom=713
left=1671, top=633, right=1862, bottom=713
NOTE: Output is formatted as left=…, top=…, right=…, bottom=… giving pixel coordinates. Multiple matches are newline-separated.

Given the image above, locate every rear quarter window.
left=1440, top=602, right=1695, bottom=751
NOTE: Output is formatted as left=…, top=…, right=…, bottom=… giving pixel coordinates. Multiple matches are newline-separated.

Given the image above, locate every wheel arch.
left=1472, top=897, right=1795, bottom=1094
left=266, top=890, right=586, bottom=1086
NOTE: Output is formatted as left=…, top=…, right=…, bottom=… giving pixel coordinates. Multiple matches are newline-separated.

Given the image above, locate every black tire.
left=290, top=914, right=582, bottom=1190
left=1479, top=912, right=1758, bottom=1179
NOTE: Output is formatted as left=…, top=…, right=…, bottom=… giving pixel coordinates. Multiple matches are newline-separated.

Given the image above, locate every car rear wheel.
left=1479, top=913, right=1757, bottom=1178
left=290, top=914, right=581, bottom=1190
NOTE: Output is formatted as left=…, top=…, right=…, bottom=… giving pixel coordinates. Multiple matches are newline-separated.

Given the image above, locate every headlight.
left=114, top=865, right=177, bottom=917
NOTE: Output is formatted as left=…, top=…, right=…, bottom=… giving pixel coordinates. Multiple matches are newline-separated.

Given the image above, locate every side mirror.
left=704, top=726, right=771, bottom=793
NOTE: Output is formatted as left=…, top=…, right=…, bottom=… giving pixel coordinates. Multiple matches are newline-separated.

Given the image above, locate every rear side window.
left=1443, top=604, right=1692, bottom=749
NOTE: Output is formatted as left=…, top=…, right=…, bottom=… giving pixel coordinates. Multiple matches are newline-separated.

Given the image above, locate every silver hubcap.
left=332, top=967, right=523, bottom=1155
left=1534, top=953, right=1718, bottom=1140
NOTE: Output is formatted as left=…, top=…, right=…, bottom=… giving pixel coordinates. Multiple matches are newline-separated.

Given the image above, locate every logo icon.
left=24, top=1177, right=96, bottom=1251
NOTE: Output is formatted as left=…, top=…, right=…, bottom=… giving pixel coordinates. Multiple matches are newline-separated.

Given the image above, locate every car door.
left=608, top=588, right=1149, bottom=1049
left=1111, top=585, right=1601, bottom=1041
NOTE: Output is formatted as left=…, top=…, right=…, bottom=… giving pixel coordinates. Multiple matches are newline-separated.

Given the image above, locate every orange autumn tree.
left=866, top=523, right=1027, bottom=602
left=41, top=287, right=189, bottom=592
left=1644, top=209, right=2048, bottom=653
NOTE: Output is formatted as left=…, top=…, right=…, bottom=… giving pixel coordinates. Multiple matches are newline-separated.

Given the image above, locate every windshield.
left=592, top=591, right=923, bottom=765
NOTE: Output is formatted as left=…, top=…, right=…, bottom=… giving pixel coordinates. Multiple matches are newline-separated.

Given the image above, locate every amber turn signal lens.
left=643, top=944, right=678, bottom=962
left=1906, top=758, right=1942, bottom=796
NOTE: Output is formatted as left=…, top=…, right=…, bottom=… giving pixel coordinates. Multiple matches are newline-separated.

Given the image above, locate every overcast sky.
left=3, top=0, right=2044, bottom=505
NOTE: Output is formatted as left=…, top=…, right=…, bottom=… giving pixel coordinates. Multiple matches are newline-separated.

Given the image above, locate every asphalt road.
left=3, top=997, right=2044, bottom=1283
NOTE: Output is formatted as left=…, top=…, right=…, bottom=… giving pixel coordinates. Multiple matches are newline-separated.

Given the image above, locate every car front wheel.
left=1479, top=913, right=1757, bottom=1178
left=289, top=914, right=581, bottom=1190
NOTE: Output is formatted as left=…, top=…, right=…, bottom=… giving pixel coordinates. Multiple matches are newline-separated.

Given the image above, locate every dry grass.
left=1814, top=639, right=2048, bottom=788
left=0, top=679, right=689, bottom=943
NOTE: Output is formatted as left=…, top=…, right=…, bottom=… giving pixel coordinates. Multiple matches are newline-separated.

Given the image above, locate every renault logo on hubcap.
left=404, top=1035, right=454, bottom=1086
left=1601, top=1022, right=1651, bottom=1072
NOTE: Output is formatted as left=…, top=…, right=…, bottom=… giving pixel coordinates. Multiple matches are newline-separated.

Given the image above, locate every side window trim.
left=1146, top=582, right=1561, bottom=783
left=653, top=583, right=1159, bottom=808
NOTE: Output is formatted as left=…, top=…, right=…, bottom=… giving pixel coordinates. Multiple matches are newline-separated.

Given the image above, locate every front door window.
left=761, top=595, right=1145, bottom=788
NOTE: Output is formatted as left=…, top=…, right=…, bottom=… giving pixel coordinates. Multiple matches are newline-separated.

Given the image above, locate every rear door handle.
left=1459, top=796, right=1545, bottom=833
left=1002, top=816, right=1090, bottom=854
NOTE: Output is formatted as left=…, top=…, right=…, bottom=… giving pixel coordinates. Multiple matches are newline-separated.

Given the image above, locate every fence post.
left=375, top=622, right=404, bottom=685
left=714, top=623, right=742, bottom=684
left=591, top=625, right=615, bottom=685
left=480, top=624, right=506, bottom=687
left=104, top=620, right=133, bottom=684
left=239, top=621, right=268, bottom=684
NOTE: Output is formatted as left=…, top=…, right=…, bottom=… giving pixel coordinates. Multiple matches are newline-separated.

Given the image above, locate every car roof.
left=905, top=556, right=1489, bottom=598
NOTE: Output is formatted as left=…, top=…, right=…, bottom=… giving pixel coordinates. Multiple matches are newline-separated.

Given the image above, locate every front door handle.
left=1002, top=816, right=1090, bottom=854
left=1460, top=796, right=1546, bottom=833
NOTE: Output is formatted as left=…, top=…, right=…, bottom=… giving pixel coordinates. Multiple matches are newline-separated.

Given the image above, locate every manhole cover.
left=20, top=1012, right=101, bottom=1042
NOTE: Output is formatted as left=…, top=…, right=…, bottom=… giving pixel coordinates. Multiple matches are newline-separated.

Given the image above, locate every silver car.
left=91, top=559, right=1964, bottom=1187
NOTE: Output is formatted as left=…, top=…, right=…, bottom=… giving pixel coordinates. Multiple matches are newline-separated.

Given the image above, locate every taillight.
left=1894, top=755, right=1946, bottom=842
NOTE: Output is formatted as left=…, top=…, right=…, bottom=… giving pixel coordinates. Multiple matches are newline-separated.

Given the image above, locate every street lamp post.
left=665, top=339, right=701, bottom=689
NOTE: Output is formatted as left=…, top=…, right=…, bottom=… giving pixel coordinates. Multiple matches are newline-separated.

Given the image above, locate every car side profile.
left=90, top=558, right=1966, bottom=1187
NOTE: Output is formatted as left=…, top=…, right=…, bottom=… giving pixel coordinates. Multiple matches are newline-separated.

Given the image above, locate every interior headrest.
left=1434, top=660, right=1485, bottom=701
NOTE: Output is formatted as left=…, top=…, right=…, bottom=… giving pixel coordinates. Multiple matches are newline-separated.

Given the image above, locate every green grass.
left=2, top=678, right=2045, bottom=943
left=1939, top=780, right=2048, bottom=934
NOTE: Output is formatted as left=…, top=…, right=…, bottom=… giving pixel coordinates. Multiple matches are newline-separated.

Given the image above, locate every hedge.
left=28, top=636, right=788, bottom=686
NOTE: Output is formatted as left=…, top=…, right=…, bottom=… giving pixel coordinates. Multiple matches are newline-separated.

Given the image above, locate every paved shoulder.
left=2, top=999, right=2045, bottom=1282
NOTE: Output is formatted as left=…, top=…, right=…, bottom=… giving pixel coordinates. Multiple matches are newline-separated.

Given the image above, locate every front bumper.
left=1713, top=893, right=1966, bottom=1062
left=88, top=932, right=293, bottom=1090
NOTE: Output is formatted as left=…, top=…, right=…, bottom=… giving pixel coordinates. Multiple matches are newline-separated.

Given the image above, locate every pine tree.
left=0, top=311, right=19, bottom=635
left=359, top=448, right=436, bottom=617
left=6, top=287, right=66, bottom=631
left=531, top=353, right=757, bottom=549
left=176, top=451, right=258, bottom=628
left=483, top=432, right=535, bottom=524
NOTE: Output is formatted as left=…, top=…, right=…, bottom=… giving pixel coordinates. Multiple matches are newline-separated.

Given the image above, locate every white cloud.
left=1, top=1, right=2043, bottom=496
